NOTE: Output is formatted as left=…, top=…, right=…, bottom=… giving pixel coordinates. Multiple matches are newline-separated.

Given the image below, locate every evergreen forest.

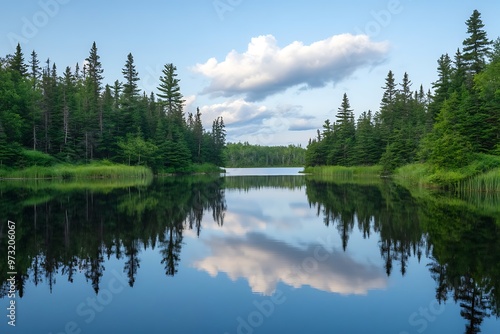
left=305, top=10, right=500, bottom=178
left=224, top=142, right=305, bottom=167
left=0, top=43, right=226, bottom=173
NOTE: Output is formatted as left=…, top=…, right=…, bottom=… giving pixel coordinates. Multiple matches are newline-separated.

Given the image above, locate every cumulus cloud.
left=199, top=99, right=272, bottom=128
left=183, top=94, right=197, bottom=111
left=193, top=34, right=389, bottom=101
left=193, top=233, right=386, bottom=295
left=199, top=99, right=317, bottom=144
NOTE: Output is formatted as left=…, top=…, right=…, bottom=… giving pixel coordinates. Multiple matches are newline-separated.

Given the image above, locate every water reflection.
left=306, top=176, right=500, bottom=333
left=194, top=232, right=386, bottom=295
left=0, top=174, right=499, bottom=333
left=0, top=176, right=225, bottom=296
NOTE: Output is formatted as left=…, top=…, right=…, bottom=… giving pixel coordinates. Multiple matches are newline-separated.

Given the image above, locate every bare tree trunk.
left=33, top=123, right=37, bottom=150
left=85, top=132, right=88, bottom=162
left=63, top=93, right=69, bottom=146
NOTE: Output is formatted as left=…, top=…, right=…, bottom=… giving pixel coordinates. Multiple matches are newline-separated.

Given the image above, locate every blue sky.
left=1, top=0, right=499, bottom=146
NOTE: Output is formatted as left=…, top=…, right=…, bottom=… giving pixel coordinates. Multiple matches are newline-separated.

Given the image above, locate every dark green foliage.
left=352, top=111, right=380, bottom=165
left=0, top=44, right=226, bottom=173
left=208, top=117, right=226, bottom=166
left=157, top=63, right=184, bottom=126
left=330, top=93, right=356, bottom=165
left=306, top=9, right=499, bottom=173
left=9, top=43, right=28, bottom=79
left=462, top=10, right=492, bottom=75
left=225, top=142, right=306, bottom=167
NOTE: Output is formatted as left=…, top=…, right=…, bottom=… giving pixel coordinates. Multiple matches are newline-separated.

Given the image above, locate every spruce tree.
left=28, top=50, right=42, bottom=150
left=83, top=42, right=104, bottom=159
left=120, top=53, right=141, bottom=136
left=429, top=54, right=452, bottom=122
left=122, top=53, right=140, bottom=98
left=29, top=50, right=41, bottom=89
left=462, top=10, right=491, bottom=75
left=353, top=111, right=378, bottom=165
left=377, top=70, right=397, bottom=146
left=451, top=49, right=467, bottom=91
left=332, top=93, right=355, bottom=165
left=9, top=43, right=28, bottom=79
left=157, top=63, right=185, bottom=126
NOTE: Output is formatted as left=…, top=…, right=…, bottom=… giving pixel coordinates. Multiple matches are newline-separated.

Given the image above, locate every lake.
left=1, top=168, right=499, bottom=334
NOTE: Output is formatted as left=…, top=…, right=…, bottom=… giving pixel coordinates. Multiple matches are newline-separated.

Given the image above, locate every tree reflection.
left=160, top=224, right=183, bottom=277
left=0, top=174, right=499, bottom=333
left=0, top=176, right=226, bottom=296
left=422, top=197, right=500, bottom=334
left=306, top=178, right=426, bottom=275
left=305, top=176, right=500, bottom=333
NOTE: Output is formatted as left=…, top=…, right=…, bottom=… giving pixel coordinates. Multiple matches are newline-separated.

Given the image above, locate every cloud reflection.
left=194, top=233, right=386, bottom=296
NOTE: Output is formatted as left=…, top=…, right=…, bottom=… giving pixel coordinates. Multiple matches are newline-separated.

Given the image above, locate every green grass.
left=156, top=163, right=225, bottom=175
left=1, top=178, right=153, bottom=192
left=394, top=154, right=500, bottom=190
left=458, top=168, right=500, bottom=193
left=0, top=162, right=153, bottom=180
left=302, top=165, right=383, bottom=178
left=191, top=163, right=226, bottom=174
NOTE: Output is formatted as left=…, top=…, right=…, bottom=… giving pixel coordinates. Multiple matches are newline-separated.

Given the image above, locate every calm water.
left=0, top=168, right=499, bottom=334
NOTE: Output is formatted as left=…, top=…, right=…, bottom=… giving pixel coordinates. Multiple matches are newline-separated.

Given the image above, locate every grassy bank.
left=0, top=162, right=153, bottom=179
left=0, top=163, right=224, bottom=179
left=302, top=165, right=383, bottom=178
left=0, top=177, right=153, bottom=193
left=303, top=154, right=500, bottom=191
left=394, top=154, right=500, bottom=190
left=156, top=163, right=225, bottom=175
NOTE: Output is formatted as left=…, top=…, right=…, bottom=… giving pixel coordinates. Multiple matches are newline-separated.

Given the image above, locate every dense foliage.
left=0, top=43, right=226, bottom=173
left=306, top=10, right=500, bottom=173
left=224, top=142, right=305, bottom=167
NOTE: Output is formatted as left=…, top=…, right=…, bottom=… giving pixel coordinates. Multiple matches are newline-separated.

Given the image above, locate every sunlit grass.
left=0, top=162, right=153, bottom=180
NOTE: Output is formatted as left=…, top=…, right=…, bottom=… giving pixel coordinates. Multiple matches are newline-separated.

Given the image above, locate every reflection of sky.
left=194, top=232, right=386, bottom=295
left=188, top=184, right=387, bottom=296
left=5, top=175, right=498, bottom=333
left=224, top=167, right=304, bottom=176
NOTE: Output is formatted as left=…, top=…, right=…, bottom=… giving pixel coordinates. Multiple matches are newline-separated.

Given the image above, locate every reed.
left=302, top=165, right=382, bottom=178
left=0, top=163, right=153, bottom=180
left=458, top=168, right=500, bottom=193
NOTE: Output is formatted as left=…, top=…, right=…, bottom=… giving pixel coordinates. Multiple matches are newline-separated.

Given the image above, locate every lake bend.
left=1, top=168, right=499, bottom=334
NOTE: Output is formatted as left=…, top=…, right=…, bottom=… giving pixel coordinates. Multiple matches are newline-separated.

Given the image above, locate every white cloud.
left=193, top=233, right=387, bottom=296
left=193, top=34, right=389, bottom=101
left=199, top=99, right=271, bottom=128
left=183, top=94, right=197, bottom=111
left=199, top=99, right=317, bottom=145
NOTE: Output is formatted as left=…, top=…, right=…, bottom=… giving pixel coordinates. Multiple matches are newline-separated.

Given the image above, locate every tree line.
left=0, top=42, right=226, bottom=172
left=225, top=142, right=305, bottom=167
left=306, top=10, right=500, bottom=172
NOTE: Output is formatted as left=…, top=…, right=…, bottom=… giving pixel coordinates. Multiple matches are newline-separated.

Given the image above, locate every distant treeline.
left=0, top=42, right=225, bottom=173
left=306, top=10, right=500, bottom=173
left=225, top=142, right=306, bottom=167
